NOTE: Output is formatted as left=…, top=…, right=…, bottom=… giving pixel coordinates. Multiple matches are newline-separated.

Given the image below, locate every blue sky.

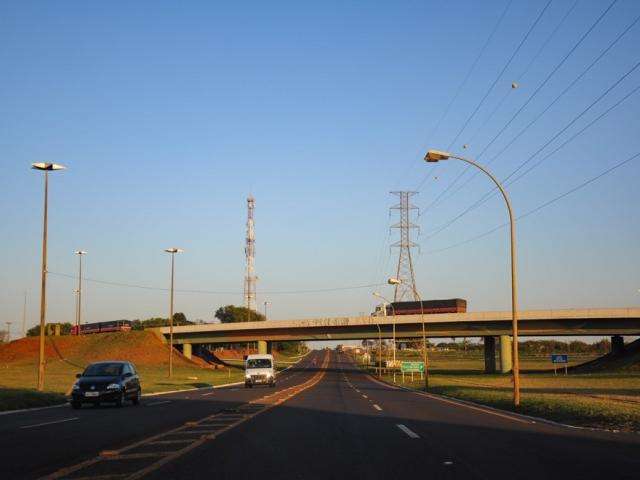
left=1, top=0, right=639, bottom=333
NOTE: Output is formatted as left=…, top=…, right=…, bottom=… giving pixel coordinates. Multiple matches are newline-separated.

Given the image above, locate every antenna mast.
left=244, top=196, right=257, bottom=320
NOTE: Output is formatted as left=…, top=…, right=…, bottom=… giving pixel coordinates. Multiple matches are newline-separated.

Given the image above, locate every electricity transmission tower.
left=244, top=195, right=257, bottom=321
left=390, top=191, right=420, bottom=302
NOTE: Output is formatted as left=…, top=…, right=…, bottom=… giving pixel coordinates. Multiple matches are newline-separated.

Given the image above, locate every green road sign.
left=401, top=361, right=424, bottom=373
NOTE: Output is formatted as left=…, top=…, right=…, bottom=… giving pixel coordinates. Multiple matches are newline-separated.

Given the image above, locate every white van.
left=244, top=354, right=275, bottom=388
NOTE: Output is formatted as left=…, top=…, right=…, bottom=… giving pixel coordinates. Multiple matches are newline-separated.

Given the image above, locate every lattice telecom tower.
left=390, top=191, right=420, bottom=302
left=244, top=196, right=257, bottom=320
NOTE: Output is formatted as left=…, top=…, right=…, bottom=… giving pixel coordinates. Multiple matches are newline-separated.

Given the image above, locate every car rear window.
left=83, top=363, right=123, bottom=376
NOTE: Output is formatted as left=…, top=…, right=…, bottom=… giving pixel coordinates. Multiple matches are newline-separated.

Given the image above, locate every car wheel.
left=132, top=389, right=141, bottom=406
left=115, top=392, right=125, bottom=408
left=71, top=401, right=82, bottom=410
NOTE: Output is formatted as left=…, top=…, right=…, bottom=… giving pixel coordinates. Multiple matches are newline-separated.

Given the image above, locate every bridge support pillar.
left=611, top=335, right=625, bottom=355
left=257, top=340, right=272, bottom=355
left=483, top=336, right=496, bottom=373
left=499, top=335, right=512, bottom=373
left=182, top=343, right=192, bottom=360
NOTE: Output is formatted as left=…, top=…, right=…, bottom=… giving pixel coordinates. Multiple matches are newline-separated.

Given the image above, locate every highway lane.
left=0, top=351, right=321, bottom=480
left=3, top=350, right=639, bottom=479
left=146, top=350, right=640, bottom=480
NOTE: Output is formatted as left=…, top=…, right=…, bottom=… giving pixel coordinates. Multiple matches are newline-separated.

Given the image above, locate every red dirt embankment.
left=0, top=331, right=197, bottom=368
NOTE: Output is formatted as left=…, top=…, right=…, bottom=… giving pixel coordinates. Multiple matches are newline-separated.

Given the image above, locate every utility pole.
left=22, top=291, right=27, bottom=337
left=244, top=196, right=257, bottom=322
left=390, top=192, right=420, bottom=302
left=6, top=322, right=12, bottom=342
left=75, top=251, right=86, bottom=335
left=164, top=248, right=183, bottom=378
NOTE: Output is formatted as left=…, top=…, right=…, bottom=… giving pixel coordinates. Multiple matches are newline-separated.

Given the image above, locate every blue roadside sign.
left=551, top=354, right=569, bottom=364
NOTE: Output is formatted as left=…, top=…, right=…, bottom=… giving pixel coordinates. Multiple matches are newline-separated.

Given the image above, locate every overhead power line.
left=425, top=150, right=640, bottom=255
left=421, top=0, right=621, bottom=214
left=464, top=0, right=580, bottom=151
left=48, top=271, right=385, bottom=296
left=424, top=65, right=640, bottom=241
left=403, top=0, right=513, bottom=190
left=444, top=0, right=553, bottom=153
left=441, top=6, right=638, bottom=205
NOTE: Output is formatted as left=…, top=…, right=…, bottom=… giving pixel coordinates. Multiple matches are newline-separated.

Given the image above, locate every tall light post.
left=373, top=292, right=397, bottom=364
left=6, top=322, right=12, bottom=342
left=387, top=278, right=428, bottom=389
left=425, top=149, right=520, bottom=406
left=75, top=251, right=87, bottom=335
left=32, top=162, right=66, bottom=391
left=164, top=248, right=184, bottom=378
left=263, top=301, right=271, bottom=320
left=22, top=291, right=27, bottom=338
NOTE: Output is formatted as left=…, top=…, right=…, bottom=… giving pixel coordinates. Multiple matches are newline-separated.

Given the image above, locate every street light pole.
left=387, top=278, right=429, bottom=389
left=75, top=251, right=86, bottom=335
left=32, top=162, right=66, bottom=391
left=373, top=292, right=397, bottom=365
left=425, top=149, right=520, bottom=406
left=264, top=301, right=271, bottom=320
left=22, top=291, right=27, bottom=338
left=6, top=322, right=12, bottom=342
left=164, top=248, right=184, bottom=378
left=375, top=323, right=382, bottom=378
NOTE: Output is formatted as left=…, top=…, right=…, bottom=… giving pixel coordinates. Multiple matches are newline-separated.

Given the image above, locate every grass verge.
left=357, top=353, right=640, bottom=432
left=0, top=388, right=67, bottom=412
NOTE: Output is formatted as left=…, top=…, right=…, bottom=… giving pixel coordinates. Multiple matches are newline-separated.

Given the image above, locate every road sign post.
left=551, top=354, right=569, bottom=375
left=401, top=361, right=424, bottom=383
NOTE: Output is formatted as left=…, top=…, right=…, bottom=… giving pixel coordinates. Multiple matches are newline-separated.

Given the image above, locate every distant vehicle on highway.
left=70, top=320, right=133, bottom=335
left=244, top=354, right=275, bottom=388
left=381, top=299, right=467, bottom=316
left=70, top=361, right=141, bottom=409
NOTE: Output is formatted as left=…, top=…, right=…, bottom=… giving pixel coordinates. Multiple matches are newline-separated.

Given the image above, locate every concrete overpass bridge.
left=157, top=308, right=640, bottom=373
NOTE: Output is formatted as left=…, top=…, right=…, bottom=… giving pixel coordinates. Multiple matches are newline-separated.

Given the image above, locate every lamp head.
left=31, top=163, right=66, bottom=171
left=424, top=150, right=451, bottom=163
left=387, top=278, right=402, bottom=285
left=164, top=248, right=184, bottom=254
left=75, top=250, right=87, bottom=255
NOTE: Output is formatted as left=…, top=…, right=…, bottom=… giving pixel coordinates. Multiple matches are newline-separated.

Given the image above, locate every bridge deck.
left=158, top=308, right=640, bottom=344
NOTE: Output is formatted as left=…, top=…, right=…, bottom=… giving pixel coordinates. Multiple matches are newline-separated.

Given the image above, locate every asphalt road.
left=1, top=350, right=639, bottom=479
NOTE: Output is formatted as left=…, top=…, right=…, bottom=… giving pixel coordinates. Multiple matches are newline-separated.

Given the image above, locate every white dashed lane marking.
left=397, top=424, right=420, bottom=438
left=20, top=417, right=78, bottom=429
left=373, top=404, right=382, bottom=411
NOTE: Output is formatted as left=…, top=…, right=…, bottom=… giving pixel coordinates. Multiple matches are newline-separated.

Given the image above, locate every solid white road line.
left=146, top=400, right=172, bottom=406
left=397, top=424, right=420, bottom=438
left=0, top=403, right=67, bottom=416
left=362, top=395, right=368, bottom=399
left=373, top=404, right=382, bottom=411
left=20, top=417, right=78, bottom=429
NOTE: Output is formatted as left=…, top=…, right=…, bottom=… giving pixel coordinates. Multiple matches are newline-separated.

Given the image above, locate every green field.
left=357, top=350, right=640, bottom=432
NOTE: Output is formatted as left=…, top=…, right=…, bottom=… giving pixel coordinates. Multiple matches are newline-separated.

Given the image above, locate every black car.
left=70, top=361, right=142, bottom=409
